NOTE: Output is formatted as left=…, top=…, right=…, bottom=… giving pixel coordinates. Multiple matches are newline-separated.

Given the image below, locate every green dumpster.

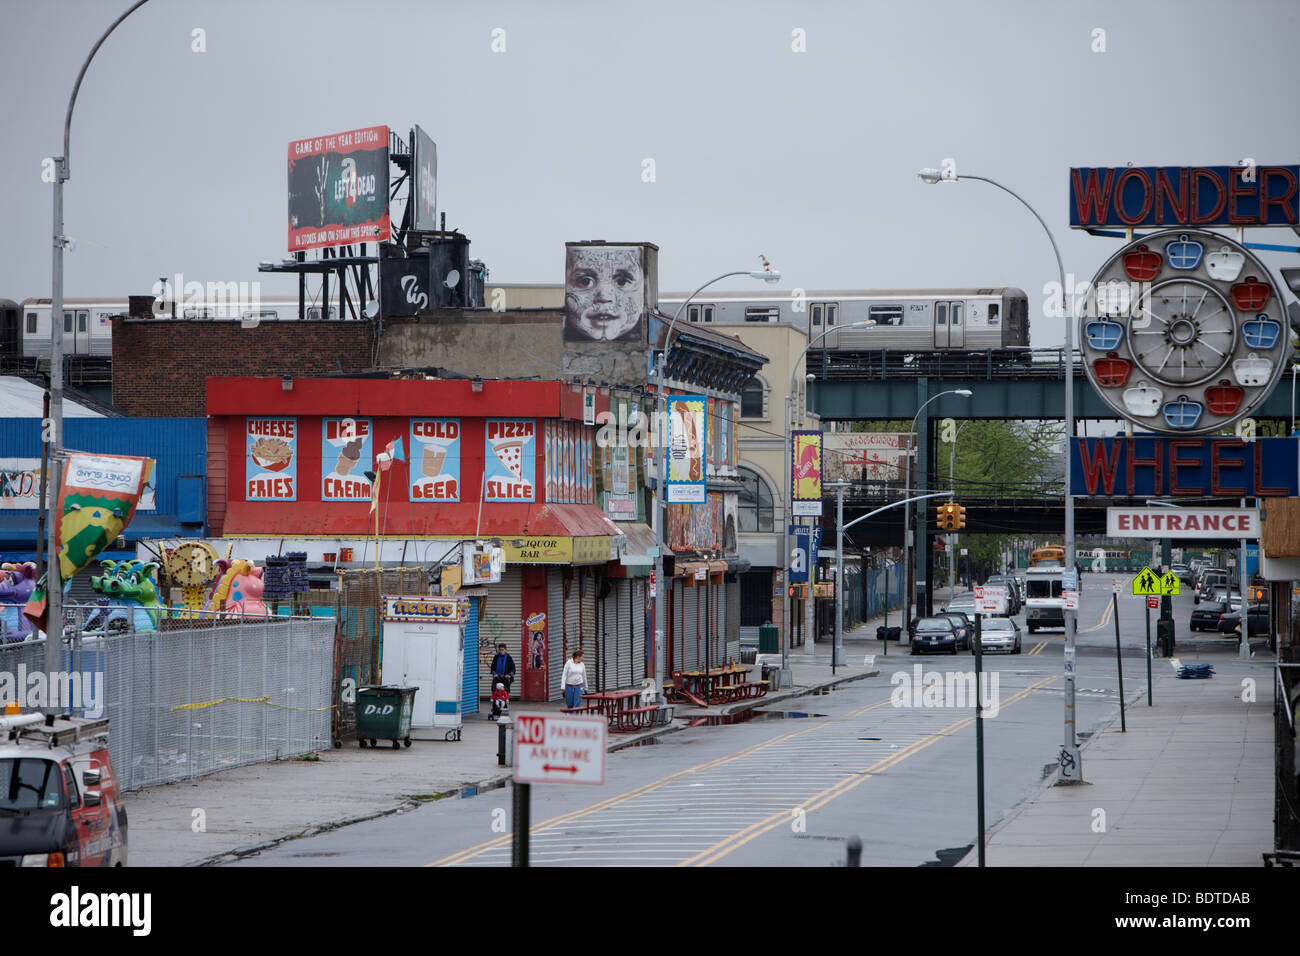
left=759, top=624, right=779, bottom=654
left=357, top=685, right=418, bottom=750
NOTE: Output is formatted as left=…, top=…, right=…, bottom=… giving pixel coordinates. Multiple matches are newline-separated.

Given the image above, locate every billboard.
left=410, top=419, right=461, bottom=502
left=485, top=419, right=536, bottom=502
left=1069, top=165, right=1299, bottom=229
left=791, top=430, right=823, bottom=517
left=411, top=125, right=438, bottom=232
left=246, top=417, right=297, bottom=501
left=666, top=395, right=706, bottom=504
left=563, top=243, right=649, bottom=343
left=823, top=433, right=910, bottom=483
left=322, top=418, right=373, bottom=502
left=287, top=125, right=390, bottom=252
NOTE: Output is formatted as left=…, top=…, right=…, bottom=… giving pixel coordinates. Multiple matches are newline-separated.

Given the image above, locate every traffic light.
left=956, top=504, right=967, bottom=530
left=937, top=502, right=959, bottom=530
left=936, top=503, right=950, bottom=530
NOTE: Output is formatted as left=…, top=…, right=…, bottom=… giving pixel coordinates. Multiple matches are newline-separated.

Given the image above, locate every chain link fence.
left=0, top=606, right=335, bottom=791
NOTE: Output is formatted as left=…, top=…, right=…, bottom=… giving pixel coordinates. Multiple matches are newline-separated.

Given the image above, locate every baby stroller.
left=490, top=681, right=510, bottom=720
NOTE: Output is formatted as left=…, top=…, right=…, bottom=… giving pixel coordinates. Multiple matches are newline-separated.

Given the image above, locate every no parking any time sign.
left=513, top=713, right=607, bottom=785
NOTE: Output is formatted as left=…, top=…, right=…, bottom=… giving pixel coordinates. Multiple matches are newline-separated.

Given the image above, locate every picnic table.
left=563, top=688, right=659, bottom=732
left=670, top=663, right=768, bottom=707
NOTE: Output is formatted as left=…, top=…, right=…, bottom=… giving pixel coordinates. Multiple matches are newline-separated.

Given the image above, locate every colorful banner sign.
left=666, top=395, right=706, bottom=504
left=246, top=418, right=297, bottom=501
left=410, top=419, right=461, bottom=502
left=1069, top=165, right=1300, bottom=229
left=823, top=433, right=910, bottom=483
left=322, top=418, right=373, bottom=501
left=667, top=493, right=723, bottom=551
left=24, top=452, right=155, bottom=633
left=485, top=419, right=536, bottom=502
left=788, top=523, right=822, bottom=583
left=2, top=459, right=156, bottom=511
left=287, top=125, right=391, bottom=252
left=791, top=430, right=824, bottom=517
left=1070, top=437, right=1298, bottom=497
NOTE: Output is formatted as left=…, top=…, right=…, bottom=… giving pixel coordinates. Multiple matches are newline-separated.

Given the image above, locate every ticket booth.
left=380, top=595, right=466, bottom=730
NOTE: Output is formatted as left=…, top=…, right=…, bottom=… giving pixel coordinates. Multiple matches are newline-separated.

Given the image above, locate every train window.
left=745, top=307, right=780, bottom=323
left=951, top=303, right=962, bottom=326
left=810, top=303, right=822, bottom=327
left=935, top=302, right=948, bottom=325
left=687, top=305, right=715, bottom=323
left=825, top=304, right=838, bottom=326
left=64, top=312, right=72, bottom=333
left=868, top=305, right=902, bottom=326
left=988, top=303, right=1000, bottom=325
left=77, top=312, right=87, bottom=332
left=26, top=313, right=37, bottom=334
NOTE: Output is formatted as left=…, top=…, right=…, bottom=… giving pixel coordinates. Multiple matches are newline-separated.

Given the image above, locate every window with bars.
left=740, top=379, right=764, bottom=419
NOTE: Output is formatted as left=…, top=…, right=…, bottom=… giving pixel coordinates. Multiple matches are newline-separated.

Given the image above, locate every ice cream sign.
left=410, top=419, right=461, bottom=502
left=484, top=419, right=536, bottom=502
left=246, top=417, right=297, bottom=501
left=322, top=418, right=373, bottom=501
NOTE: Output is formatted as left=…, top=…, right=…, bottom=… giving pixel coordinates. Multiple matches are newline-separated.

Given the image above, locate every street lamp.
left=782, top=320, right=872, bottom=671
left=919, top=166, right=1081, bottom=782
left=44, top=0, right=151, bottom=711
left=902, top=388, right=972, bottom=639
left=654, top=267, right=780, bottom=697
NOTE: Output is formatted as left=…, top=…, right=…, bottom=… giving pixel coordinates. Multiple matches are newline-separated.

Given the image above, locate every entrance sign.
left=513, top=713, right=607, bottom=785
left=1107, top=507, right=1260, bottom=539
left=1072, top=438, right=1297, bottom=497
left=1069, top=165, right=1300, bottom=229
left=1078, top=229, right=1289, bottom=435
left=1131, top=568, right=1161, bottom=596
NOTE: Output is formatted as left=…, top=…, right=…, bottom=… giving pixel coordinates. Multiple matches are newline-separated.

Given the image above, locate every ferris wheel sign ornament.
left=1079, top=227, right=1291, bottom=435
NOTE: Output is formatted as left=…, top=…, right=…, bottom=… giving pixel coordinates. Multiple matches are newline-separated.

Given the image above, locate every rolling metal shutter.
left=670, top=578, right=685, bottom=676
left=631, top=579, right=647, bottom=683
left=681, top=580, right=701, bottom=673
left=606, top=579, right=633, bottom=688
left=581, top=570, right=597, bottom=678
left=462, top=599, right=479, bottom=714
left=712, top=579, right=727, bottom=667
left=549, top=568, right=566, bottom=702
left=479, top=566, right=523, bottom=701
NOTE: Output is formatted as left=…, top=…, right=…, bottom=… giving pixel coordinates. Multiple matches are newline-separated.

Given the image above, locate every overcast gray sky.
left=3, top=0, right=1297, bottom=346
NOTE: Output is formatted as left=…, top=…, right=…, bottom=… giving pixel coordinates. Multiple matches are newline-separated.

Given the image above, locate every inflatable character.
left=206, top=559, right=269, bottom=617
left=0, top=562, right=38, bottom=643
left=85, top=559, right=161, bottom=633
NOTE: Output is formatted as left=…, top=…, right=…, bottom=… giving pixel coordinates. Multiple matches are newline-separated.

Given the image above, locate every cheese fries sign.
left=247, top=417, right=297, bottom=501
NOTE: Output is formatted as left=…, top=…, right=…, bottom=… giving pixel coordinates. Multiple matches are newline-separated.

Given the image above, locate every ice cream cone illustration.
left=336, top=438, right=363, bottom=475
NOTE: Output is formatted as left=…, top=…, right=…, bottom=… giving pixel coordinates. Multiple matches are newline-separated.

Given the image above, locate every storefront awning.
left=615, top=523, right=658, bottom=567
left=676, top=559, right=728, bottom=579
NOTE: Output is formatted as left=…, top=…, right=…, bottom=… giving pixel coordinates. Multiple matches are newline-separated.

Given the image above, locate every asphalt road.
left=233, top=573, right=1177, bottom=867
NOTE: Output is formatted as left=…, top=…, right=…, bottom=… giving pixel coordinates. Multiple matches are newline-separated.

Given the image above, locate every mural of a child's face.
left=564, top=246, right=644, bottom=342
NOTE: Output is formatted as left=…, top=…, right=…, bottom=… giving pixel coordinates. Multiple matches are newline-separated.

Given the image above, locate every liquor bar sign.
left=1071, top=437, right=1298, bottom=497
left=1108, top=507, right=1259, bottom=539
left=1069, top=165, right=1300, bottom=229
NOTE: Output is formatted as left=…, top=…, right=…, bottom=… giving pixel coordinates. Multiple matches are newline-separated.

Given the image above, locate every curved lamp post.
left=918, top=165, right=1081, bottom=782
left=45, top=0, right=152, bottom=709
left=654, top=267, right=780, bottom=695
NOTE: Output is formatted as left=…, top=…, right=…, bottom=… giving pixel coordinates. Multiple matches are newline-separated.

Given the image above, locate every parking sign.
left=513, top=713, right=607, bottom=785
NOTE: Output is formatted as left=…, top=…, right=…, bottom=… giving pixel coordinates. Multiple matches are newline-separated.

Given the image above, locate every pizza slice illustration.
left=492, top=438, right=526, bottom=480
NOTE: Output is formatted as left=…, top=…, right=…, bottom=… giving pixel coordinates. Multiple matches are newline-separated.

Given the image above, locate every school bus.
left=1029, top=546, right=1066, bottom=568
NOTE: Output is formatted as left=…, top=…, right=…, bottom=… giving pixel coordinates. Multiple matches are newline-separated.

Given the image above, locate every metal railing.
left=0, top=606, right=335, bottom=791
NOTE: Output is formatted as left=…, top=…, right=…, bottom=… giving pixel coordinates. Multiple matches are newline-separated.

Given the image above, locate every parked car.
left=0, top=713, right=127, bottom=866
left=938, top=611, right=973, bottom=651
left=910, top=617, right=960, bottom=655
left=1190, top=599, right=1230, bottom=632
left=1217, top=602, right=1270, bottom=636
left=1194, top=569, right=1228, bottom=604
left=1171, top=562, right=1190, bottom=583
left=945, top=593, right=977, bottom=618
left=975, top=616, right=1022, bottom=654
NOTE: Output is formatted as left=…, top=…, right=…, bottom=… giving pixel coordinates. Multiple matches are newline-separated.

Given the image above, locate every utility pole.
left=828, top=481, right=851, bottom=670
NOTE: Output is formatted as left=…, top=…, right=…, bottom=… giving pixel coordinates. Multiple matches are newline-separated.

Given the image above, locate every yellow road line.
left=1080, top=600, right=1113, bottom=633
left=428, top=695, right=896, bottom=867
left=683, top=675, right=1058, bottom=866
left=1028, top=640, right=1047, bottom=655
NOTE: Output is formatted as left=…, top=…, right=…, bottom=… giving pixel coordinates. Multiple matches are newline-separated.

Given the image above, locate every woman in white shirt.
left=562, top=649, right=588, bottom=709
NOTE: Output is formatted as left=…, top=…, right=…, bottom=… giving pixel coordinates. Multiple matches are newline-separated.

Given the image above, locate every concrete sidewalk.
left=964, top=642, right=1275, bottom=866
left=128, top=656, right=877, bottom=866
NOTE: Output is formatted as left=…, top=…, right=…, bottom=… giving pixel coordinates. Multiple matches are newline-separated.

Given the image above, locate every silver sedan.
left=975, top=617, right=1022, bottom=654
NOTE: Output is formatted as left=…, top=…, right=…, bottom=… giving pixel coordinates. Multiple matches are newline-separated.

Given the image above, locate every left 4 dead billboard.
left=288, top=125, right=390, bottom=252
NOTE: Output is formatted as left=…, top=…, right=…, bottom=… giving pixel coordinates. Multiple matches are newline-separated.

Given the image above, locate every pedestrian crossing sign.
left=1131, top=568, right=1161, bottom=596
left=1159, top=571, right=1180, bottom=596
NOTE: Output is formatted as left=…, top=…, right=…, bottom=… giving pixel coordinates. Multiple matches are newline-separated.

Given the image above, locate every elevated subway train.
left=658, top=288, right=1032, bottom=351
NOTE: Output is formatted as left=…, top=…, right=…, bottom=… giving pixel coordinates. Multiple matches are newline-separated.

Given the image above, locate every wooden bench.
left=611, top=705, right=660, bottom=733
left=734, top=680, right=769, bottom=699
left=561, top=704, right=601, bottom=715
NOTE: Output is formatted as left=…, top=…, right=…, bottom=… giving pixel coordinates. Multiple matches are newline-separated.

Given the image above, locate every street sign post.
left=1112, top=590, right=1126, bottom=733
left=511, top=713, right=608, bottom=867
left=973, top=585, right=1007, bottom=616
left=1146, top=595, right=1159, bottom=609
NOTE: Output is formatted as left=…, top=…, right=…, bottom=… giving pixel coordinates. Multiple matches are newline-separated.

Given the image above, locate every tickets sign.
left=322, top=418, right=373, bottom=501
left=246, top=417, right=297, bottom=501
left=381, top=594, right=466, bottom=623
left=410, top=419, right=461, bottom=502
left=485, top=419, right=535, bottom=502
